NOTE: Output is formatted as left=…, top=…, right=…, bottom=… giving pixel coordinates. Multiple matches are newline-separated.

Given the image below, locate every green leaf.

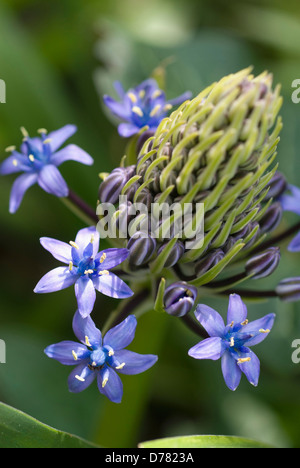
left=0, top=402, right=102, bottom=448
left=139, top=434, right=274, bottom=449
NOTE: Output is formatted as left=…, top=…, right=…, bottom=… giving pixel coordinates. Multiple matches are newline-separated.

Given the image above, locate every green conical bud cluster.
left=99, top=68, right=283, bottom=286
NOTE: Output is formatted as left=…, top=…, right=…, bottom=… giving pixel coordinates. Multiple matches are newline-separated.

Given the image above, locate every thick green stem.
left=60, top=189, right=98, bottom=226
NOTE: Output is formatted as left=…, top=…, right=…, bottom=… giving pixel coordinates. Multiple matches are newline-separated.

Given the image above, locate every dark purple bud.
left=264, top=172, right=287, bottom=201
left=157, top=241, right=185, bottom=268
left=276, top=277, right=300, bottom=302
left=135, top=188, right=153, bottom=211
left=195, top=249, right=225, bottom=277
left=136, top=130, right=155, bottom=155
left=164, top=282, right=198, bottom=317
left=245, top=247, right=280, bottom=279
left=127, top=231, right=157, bottom=266
left=259, top=202, right=283, bottom=234
left=99, top=166, right=135, bottom=204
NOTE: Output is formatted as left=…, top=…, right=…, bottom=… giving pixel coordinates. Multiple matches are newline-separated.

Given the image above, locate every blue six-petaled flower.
left=188, top=294, right=275, bottom=391
left=0, top=125, right=93, bottom=213
left=103, top=79, right=192, bottom=138
left=44, top=311, right=158, bottom=403
left=34, top=226, right=133, bottom=318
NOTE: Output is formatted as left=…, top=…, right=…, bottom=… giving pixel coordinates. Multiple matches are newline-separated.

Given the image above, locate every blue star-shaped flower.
left=34, top=226, right=133, bottom=317
left=0, top=125, right=93, bottom=213
left=188, top=294, right=275, bottom=391
left=45, top=312, right=158, bottom=403
left=103, top=79, right=192, bottom=137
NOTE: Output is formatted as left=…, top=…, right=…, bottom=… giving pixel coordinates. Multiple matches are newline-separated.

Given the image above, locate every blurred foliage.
left=1, top=0, right=300, bottom=448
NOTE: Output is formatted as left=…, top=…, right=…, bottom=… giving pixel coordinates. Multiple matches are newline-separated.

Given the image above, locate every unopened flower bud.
left=164, top=282, right=198, bottom=317
left=245, top=247, right=280, bottom=279
left=99, top=166, right=135, bottom=204
left=264, top=171, right=287, bottom=201
left=195, top=249, right=225, bottom=277
left=276, top=277, right=300, bottom=302
left=157, top=241, right=185, bottom=268
left=127, top=232, right=156, bottom=266
left=259, top=202, right=283, bottom=234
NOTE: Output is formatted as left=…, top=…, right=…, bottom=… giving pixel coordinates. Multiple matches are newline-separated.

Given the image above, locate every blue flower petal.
left=40, top=237, right=72, bottom=264
left=48, top=124, right=77, bottom=153
left=0, top=152, right=30, bottom=175
left=44, top=341, right=89, bottom=365
left=97, top=365, right=123, bottom=403
left=93, top=272, right=134, bottom=299
left=34, top=267, right=77, bottom=293
left=50, top=144, right=94, bottom=167
left=237, top=349, right=260, bottom=387
left=112, top=350, right=158, bottom=375
left=103, top=315, right=137, bottom=351
left=221, top=350, right=242, bottom=391
left=75, top=226, right=100, bottom=257
left=75, top=276, right=96, bottom=318
left=9, top=172, right=38, bottom=213
left=288, top=231, right=300, bottom=252
left=68, top=362, right=96, bottom=393
left=194, top=304, right=225, bottom=337
left=37, top=164, right=69, bottom=197
left=118, top=123, right=140, bottom=138
left=96, top=248, right=129, bottom=270
left=188, top=337, right=227, bottom=361
left=103, top=95, right=131, bottom=121
left=227, top=294, right=248, bottom=325
left=72, top=310, right=102, bottom=348
left=242, top=313, right=275, bottom=346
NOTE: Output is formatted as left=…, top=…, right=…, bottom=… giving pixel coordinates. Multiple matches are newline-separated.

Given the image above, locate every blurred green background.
left=1, top=0, right=300, bottom=448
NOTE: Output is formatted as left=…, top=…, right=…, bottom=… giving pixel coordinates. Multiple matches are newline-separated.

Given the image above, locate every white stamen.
left=259, top=328, right=270, bottom=334
left=237, top=357, right=251, bottom=364
left=128, top=92, right=137, bottom=103
left=132, top=106, right=144, bottom=117
left=100, top=252, right=107, bottom=264
left=90, top=234, right=95, bottom=244
left=69, top=262, right=73, bottom=271
left=38, top=128, right=48, bottom=134
left=164, top=103, right=173, bottom=111
left=69, top=241, right=79, bottom=250
left=99, top=270, right=109, bottom=276
left=85, top=336, right=91, bottom=347
left=72, top=350, right=78, bottom=361
left=230, top=337, right=235, bottom=347
left=115, top=362, right=126, bottom=370
left=5, top=146, right=16, bottom=153
left=150, top=105, right=161, bottom=117
left=12, top=159, right=18, bottom=167
left=108, top=350, right=114, bottom=357
left=20, top=127, right=29, bottom=138
left=75, top=375, right=85, bottom=382
left=29, top=154, right=35, bottom=162
left=43, top=138, right=52, bottom=145
left=139, top=89, right=146, bottom=99
left=102, top=378, right=109, bottom=388
left=152, top=90, right=162, bottom=99
left=84, top=269, right=94, bottom=275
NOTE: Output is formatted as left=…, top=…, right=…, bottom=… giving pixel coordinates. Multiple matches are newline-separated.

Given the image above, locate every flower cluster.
left=3, top=70, right=300, bottom=406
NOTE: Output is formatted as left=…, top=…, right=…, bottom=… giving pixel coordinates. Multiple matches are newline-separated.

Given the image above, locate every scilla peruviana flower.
left=188, top=294, right=275, bottom=391
left=44, top=312, right=158, bottom=403
left=103, top=79, right=192, bottom=137
left=34, top=226, right=133, bottom=317
left=0, top=125, right=93, bottom=213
